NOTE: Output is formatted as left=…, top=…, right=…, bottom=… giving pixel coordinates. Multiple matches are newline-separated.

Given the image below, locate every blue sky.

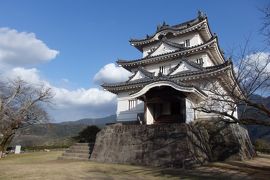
left=0, top=0, right=268, bottom=122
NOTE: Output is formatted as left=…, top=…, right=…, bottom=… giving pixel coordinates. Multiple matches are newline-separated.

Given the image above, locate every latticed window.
left=128, top=99, right=137, bottom=110
left=159, top=66, right=165, bottom=74
left=196, top=58, right=203, bottom=65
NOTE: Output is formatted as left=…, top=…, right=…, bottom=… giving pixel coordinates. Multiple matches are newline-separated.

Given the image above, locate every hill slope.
left=60, top=115, right=116, bottom=126
left=11, top=115, right=117, bottom=147
left=240, top=95, right=270, bottom=142
left=11, top=95, right=270, bottom=148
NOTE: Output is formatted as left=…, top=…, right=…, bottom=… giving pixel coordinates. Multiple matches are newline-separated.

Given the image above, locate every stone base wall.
left=90, top=120, right=256, bottom=168
left=196, top=120, right=256, bottom=161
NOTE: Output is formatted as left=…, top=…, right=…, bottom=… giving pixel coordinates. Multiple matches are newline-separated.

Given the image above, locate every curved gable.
left=129, top=70, right=146, bottom=81
left=170, top=61, right=200, bottom=75
left=150, top=43, right=179, bottom=57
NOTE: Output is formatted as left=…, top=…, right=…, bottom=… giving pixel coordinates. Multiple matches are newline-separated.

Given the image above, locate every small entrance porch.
left=138, top=86, right=186, bottom=124
left=130, top=81, right=206, bottom=125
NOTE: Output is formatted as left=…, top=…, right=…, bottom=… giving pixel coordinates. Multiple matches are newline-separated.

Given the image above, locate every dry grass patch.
left=0, top=151, right=270, bottom=180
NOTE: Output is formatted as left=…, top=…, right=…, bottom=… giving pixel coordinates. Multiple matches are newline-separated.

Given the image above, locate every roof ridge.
left=162, top=38, right=186, bottom=49
left=144, top=42, right=162, bottom=58
left=130, top=16, right=206, bottom=43
left=102, top=61, right=231, bottom=89
left=167, top=59, right=203, bottom=75
left=138, top=67, right=155, bottom=78
left=171, top=61, right=231, bottom=78
left=126, top=67, right=154, bottom=82
left=103, top=75, right=207, bottom=97
left=118, top=36, right=217, bottom=66
left=145, top=38, right=186, bottom=58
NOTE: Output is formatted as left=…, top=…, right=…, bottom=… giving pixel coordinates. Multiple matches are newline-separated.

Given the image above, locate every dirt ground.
left=0, top=151, right=270, bottom=180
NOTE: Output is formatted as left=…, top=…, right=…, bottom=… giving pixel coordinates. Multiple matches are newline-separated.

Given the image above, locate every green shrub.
left=22, top=145, right=70, bottom=151
left=73, top=125, right=100, bottom=143
left=254, top=139, right=270, bottom=153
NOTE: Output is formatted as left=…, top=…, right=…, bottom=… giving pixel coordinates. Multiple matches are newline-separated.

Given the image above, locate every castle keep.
left=102, top=12, right=240, bottom=124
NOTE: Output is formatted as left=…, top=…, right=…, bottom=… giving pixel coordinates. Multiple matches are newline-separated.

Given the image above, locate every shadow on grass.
left=116, top=154, right=270, bottom=180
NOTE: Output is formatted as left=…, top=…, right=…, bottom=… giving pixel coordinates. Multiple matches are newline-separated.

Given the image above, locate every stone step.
left=74, top=143, right=89, bottom=146
left=62, top=152, right=90, bottom=158
left=65, top=149, right=90, bottom=153
left=60, top=143, right=94, bottom=161
left=73, top=143, right=89, bottom=147
left=69, top=146, right=90, bottom=151
left=58, top=156, right=89, bottom=161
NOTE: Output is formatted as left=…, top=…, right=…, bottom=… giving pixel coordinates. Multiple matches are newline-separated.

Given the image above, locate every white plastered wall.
left=139, top=54, right=214, bottom=78
left=142, top=53, right=212, bottom=77
left=170, top=61, right=199, bottom=75
left=143, top=42, right=160, bottom=57
left=170, top=33, right=204, bottom=46
left=144, top=60, right=178, bottom=76
left=188, top=53, right=214, bottom=67
left=150, top=43, right=178, bottom=57
left=186, top=98, right=195, bottom=123
left=146, top=106, right=154, bottom=125
left=195, top=80, right=238, bottom=120
left=116, top=92, right=144, bottom=122
left=142, top=32, right=204, bottom=58
left=129, top=71, right=146, bottom=81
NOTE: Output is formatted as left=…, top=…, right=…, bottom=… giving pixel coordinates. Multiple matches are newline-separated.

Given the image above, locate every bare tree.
left=194, top=5, right=270, bottom=126
left=194, top=50, right=270, bottom=126
left=261, top=4, right=270, bottom=45
left=0, top=79, right=53, bottom=157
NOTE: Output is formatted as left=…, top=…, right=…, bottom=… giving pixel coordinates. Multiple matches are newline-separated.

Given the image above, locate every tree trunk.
left=0, top=133, right=15, bottom=158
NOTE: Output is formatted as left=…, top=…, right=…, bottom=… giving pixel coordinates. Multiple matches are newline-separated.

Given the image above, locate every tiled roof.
left=126, top=67, right=155, bottom=82
left=117, top=36, right=218, bottom=71
left=143, top=37, right=186, bottom=58
left=129, top=13, right=209, bottom=49
left=102, top=75, right=206, bottom=96
left=167, top=59, right=204, bottom=75
left=102, top=61, right=232, bottom=94
left=170, top=60, right=232, bottom=80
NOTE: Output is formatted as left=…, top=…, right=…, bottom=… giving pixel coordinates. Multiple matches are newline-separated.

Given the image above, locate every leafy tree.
left=73, top=125, right=101, bottom=143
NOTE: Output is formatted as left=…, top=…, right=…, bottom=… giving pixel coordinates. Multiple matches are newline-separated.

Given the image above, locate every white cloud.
left=53, top=87, right=116, bottom=108
left=235, top=52, right=270, bottom=76
left=94, top=63, right=132, bottom=84
left=0, top=27, right=59, bottom=67
left=3, top=66, right=116, bottom=122
left=244, top=52, right=270, bottom=72
left=0, top=27, right=116, bottom=122
left=50, top=87, right=116, bottom=121
left=4, top=67, right=44, bottom=85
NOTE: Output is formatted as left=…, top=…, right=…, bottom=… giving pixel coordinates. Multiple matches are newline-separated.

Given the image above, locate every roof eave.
left=119, top=36, right=218, bottom=68
left=129, top=16, right=207, bottom=49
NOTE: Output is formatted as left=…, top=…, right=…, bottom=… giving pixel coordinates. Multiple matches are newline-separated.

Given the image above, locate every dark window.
left=196, top=58, right=204, bottom=65
left=185, top=39, right=190, bottom=47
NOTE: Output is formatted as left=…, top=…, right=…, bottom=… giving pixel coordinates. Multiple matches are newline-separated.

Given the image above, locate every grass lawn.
left=0, top=151, right=270, bottom=180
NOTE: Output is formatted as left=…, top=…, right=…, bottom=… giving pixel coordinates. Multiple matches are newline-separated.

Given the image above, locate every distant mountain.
left=241, top=95, right=270, bottom=143
left=11, top=115, right=117, bottom=147
left=11, top=95, right=270, bottom=148
left=60, top=115, right=117, bottom=126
